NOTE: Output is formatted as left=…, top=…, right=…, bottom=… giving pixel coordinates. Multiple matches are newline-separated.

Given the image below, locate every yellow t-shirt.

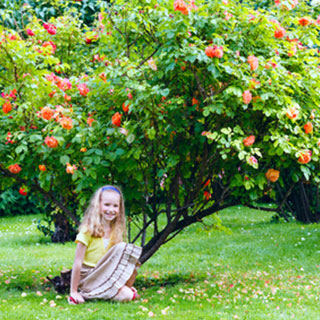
left=75, top=230, right=108, bottom=267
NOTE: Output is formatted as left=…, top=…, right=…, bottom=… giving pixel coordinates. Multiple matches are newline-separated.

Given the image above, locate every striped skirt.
left=79, top=242, right=142, bottom=300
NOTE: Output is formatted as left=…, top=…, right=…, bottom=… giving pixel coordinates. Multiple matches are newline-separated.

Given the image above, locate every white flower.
left=311, top=0, right=320, bottom=6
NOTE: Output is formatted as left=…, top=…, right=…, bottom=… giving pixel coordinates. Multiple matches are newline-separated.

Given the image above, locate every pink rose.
left=242, top=90, right=252, bottom=104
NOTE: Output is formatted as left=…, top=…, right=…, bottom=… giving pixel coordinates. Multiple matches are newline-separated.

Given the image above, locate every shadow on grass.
left=135, top=271, right=206, bottom=290
left=2, top=269, right=207, bottom=295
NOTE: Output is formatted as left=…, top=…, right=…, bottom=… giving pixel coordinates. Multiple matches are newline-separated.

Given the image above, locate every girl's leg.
left=113, top=285, right=134, bottom=302
left=125, top=262, right=141, bottom=287
left=125, top=268, right=137, bottom=288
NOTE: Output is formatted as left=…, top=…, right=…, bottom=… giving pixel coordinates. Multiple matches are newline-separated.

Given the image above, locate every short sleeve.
left=75, top=230, right=91, bottom=247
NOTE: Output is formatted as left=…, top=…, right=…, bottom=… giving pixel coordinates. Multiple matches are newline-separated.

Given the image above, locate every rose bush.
left=1, top=0, right=320, bottom=262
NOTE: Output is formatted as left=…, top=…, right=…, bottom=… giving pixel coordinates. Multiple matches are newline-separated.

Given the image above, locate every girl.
left=69, top=185, right=142, bottom=304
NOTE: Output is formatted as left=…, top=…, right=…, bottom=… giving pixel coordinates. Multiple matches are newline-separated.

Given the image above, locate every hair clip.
left=101, top=186, right=121, bottom=194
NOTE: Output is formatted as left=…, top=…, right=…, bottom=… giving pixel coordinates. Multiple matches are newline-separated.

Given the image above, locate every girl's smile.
left=100, top=191, right=120, bottom=222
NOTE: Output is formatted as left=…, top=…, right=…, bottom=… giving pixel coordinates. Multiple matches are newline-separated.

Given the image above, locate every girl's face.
left=100, top=191, right=121, bottom=222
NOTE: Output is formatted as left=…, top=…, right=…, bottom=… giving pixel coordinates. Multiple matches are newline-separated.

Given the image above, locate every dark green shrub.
left=0, top=187, right=39, bottom=216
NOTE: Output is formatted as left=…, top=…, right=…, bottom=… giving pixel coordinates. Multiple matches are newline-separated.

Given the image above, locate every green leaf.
left=301, top=166, right=311, bottom=181
left=29, top=135, right=42, bottom=143
left=134, top=149, right=141, bottom=160
left=93, top=155, right=101, bottom=165
left=221, top=128, right=231, bottom=135
left=60, top=155, right=70, bottom=165
left=126, top=134, right=135, bottom=144
left=90, top=170, right=97, bottom=179
left=225, top=86, right=242, bottom=97
left=95, top=149, right=103, bottom=156
left=238, top=151, right=246, bottom=161
left=147, top=127, right=156, bottom=140
left=83, top=157, right=93, bottom=165
left=208, top=64, right=219, bottom=77
left=15, top=145, right=27, bottom=154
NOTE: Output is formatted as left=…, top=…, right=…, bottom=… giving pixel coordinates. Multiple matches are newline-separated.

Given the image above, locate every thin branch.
left=137, top=44, right=162, bottom=69
left=132, top=215, right=157, bottom=243
left=108, top=10, right=125, bottom=37
left=278, top=182, right=295, bottom=211
left=191, top=67, right=207, bottom=100
left=276, top=182, right=294, bottom=214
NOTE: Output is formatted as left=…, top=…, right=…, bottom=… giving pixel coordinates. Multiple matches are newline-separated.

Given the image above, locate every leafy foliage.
left=1, top=0, right=320, bottom=261
left=0, top=0, right=104, bottom=30
left=0, top=187, right=39, bottom=216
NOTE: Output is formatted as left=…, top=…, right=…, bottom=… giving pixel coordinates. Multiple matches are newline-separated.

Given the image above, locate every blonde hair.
left=79, top=185, right=127, bottom=249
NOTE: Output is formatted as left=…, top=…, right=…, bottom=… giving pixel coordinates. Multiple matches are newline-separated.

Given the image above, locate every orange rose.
left=265, top=169, right=280, bottom=182
left=211, top=46, right=223, bottom=58
left=286, top=107, right=299, bottom=120
left=252, top=96, right=261, bottom=103
left=80, top=147, right=87, bottom=152
left=173, top=0, right=189, bottom=15
left=274, top=27, right=286, bottom=39
left=44, top=136, right=58, bottom=148
left=60, top=117, right=73, bottom=130
left=205, top=46, right=215, bottom=58
left=39, top=165, right=46, bottom=171
left=243, top=135, right=255, bottom=147
left=112, top=112, right=122, bottom=127
left=192, top=97, right=199, bottom=105
left=8, top=164, right=22, bottom=174
left=304, top=122, right=313, bottom=134
left=41, top=106, right=54, bottom=120
left=298, top=150, right=311, bottom=164
left=87, top=117, right=94, bottom=127
left=2, top=101, right=12, bottom=114
left=122, top=102, right=130, bottom=113
left=298, top=17, right=310, bottom=26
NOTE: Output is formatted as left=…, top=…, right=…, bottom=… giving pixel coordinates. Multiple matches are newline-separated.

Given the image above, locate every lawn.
left=0, top=207, right=320, bottom=320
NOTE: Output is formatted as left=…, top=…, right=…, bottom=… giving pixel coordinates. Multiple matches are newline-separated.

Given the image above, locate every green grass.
left=1, top=207, right=320, bottom=319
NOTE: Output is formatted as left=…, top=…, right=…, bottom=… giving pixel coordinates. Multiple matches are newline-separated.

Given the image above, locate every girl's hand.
left=70, top=291, right=85, bottom=304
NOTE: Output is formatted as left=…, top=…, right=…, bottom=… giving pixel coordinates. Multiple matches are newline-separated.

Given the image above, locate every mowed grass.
left=1, top=207, right=320, bottom=320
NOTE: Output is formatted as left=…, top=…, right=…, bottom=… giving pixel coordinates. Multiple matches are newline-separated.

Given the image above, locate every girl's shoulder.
left=78, top=225, right=89, bottom=234
left=76, top=227, right=95, bottom=247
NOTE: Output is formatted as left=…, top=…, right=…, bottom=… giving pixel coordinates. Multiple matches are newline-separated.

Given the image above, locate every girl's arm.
left=70, top=242, right=87, bottom=303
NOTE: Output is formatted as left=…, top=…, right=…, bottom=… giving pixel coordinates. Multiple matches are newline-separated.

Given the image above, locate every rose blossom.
left=44, top=136, right=58, bottom=148
left=265, top=169, right=280, bottom=182
left=112, top=112, right=122, bottom=127
left=243, top=135, right=255, bottom=147
left=298, top=150, right=311, bottom=164
left=247, top=55, right=259, bottom=71
left=60, top=117, right=73, bottom=130
left=242, top=90, right=252, bottom=104
left=304, top=122, right=313, bottom=134
left=77, top=83, right=89, bottom=96
left=286, top=106, right=299, bottom=119
left=248, top=156, right=258, bottom=166
left=174, top=0, right=189, bottom=15
left=8, top=164, right=22, bottom=174
left=41, top=106, right=54, bottom=120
